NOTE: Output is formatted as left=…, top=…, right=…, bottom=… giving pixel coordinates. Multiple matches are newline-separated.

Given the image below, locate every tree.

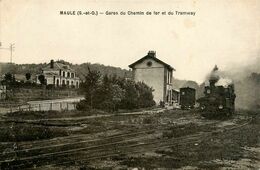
left=78, top=72, right=155, bottom=112
left=110, top=84, right=125, bottom=110
left=38, top=74, right=46, bottom=85
left=3, top=72, right=16, bottom=85
left=119, top=80, right=139, bottom=109
left=4, top=73, right=13, bottom=83
left=82, top=67, right=101, bottom=109
left=135, top=82, right=155, bottom=108
left=25, top=73, right=31, bottom=81
left=1, top=73, right=16, bottom=89
left=97, top=75, right=125, bottom=111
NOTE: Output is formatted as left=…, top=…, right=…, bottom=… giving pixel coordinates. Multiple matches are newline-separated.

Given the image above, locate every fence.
left=1, top=101, right=78, bottom=114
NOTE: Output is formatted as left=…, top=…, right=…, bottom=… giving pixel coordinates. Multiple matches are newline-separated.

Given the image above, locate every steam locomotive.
left=197, top=78, right=236, bottom=117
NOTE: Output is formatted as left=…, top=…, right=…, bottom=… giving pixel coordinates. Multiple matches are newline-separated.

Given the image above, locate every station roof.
left=129, top=53, right=175, bottom=71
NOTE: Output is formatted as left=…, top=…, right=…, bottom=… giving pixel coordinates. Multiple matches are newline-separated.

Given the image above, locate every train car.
left=197, top=79, right=236, bottom=118
left=179, top=87, right=196, bottom=109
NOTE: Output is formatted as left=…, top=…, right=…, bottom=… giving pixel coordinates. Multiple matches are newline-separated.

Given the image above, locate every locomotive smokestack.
left=209, top=65, right=219, bottom=87
left=205, top=65, right=233, bottom=87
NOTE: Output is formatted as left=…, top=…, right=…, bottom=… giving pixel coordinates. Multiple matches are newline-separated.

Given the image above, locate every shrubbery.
left=76, top=100, right=91, bottom=111
left=0, top=122, right=68, bottom=142
left=77, top=68, right=155, bottom=112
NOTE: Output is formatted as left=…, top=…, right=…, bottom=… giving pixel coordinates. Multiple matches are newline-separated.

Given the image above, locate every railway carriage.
left=179, top=87, right=196, bottom=109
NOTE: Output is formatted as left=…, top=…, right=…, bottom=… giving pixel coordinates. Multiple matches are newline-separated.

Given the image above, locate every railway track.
left=0, top=120, right=218, bottom=156
left=0, top=109, right=202, bottom=150
left=0, top=108, right=165, bottom=149
left=0, top=117, right=252, bottom=169
left=0, top=127, right=162, bottom=159
left=3, top=132, right=206, bottom=169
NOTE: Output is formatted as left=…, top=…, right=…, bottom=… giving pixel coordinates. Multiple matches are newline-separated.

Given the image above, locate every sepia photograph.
left=0, top=0, right=259, bottom=169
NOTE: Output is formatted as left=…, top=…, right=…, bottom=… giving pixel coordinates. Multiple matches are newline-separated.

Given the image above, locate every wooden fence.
left=0, top=102, right=77, bottom=114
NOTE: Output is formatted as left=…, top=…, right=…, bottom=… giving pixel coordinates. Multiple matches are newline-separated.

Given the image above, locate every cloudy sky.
left=0, top=0, right=259, bottom=83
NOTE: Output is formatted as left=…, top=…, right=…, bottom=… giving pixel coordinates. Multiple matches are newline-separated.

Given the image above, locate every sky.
left=0, top=0, right=259, bottom=83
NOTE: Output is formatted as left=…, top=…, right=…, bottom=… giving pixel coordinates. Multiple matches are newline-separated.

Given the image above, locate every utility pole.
left=10, top=43, right=15, bottom=63
left=0, top=42, right=15, bottom=63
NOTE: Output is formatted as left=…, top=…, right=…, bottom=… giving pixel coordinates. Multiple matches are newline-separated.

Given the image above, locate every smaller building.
left=36, top=60, right=80, bottom=88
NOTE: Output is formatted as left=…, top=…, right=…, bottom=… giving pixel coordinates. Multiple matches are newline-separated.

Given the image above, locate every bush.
left=0, top=122, right=68, bottom=142
left=79, top=71, right=156, bottom=112
left=76, top=100, right=91, bottom=111
left=46, top=84, right=54, bottom=89
left=142, top=117, right=154, bottom=124
left=97, top=101, right=116, bottom=112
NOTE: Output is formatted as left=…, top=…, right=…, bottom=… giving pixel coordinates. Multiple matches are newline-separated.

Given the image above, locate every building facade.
left=0, top=84, right=6, bottom=99
left=37, top=60, right=80, bottom=88
left=129, top=51, right=175, bottom=104
left=172, top=89, right=180, bottom=103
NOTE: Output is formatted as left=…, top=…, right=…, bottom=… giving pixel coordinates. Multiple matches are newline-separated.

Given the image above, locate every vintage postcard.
left=0, top=0, right=259, bottom=169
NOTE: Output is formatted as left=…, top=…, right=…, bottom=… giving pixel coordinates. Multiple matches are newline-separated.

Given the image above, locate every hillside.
left=172, top=78, right=203, bottom=98
left=0, top=61, right=131, bottom=81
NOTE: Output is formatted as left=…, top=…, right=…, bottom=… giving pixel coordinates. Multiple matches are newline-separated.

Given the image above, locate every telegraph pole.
left=0, top=42, right=15, bottom=63
left=10, top=43, right=15, bottom=63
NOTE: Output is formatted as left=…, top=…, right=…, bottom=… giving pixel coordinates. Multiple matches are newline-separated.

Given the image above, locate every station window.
left=147, top=61, right=152, bottom=67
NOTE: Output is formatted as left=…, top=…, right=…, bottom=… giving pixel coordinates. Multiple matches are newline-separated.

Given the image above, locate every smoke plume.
left=201, top=59, right=260, bottom=110
left=215, top=78, right=233, bottom=87
left=206, top=65, right=233, bottom=87
left=207, top=58, right=260, bottom=110
left=208, top=65, right=220, bottom=82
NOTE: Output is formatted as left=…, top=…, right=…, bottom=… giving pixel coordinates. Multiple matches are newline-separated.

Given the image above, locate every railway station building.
left=129, top=51, right=175, bottom=105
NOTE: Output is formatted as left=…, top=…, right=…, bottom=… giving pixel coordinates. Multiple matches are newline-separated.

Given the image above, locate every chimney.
left=50, top=60, right=54, bottom=68
left=209, top=65, right=219, bottom=87
left=209, top=79, right=217, bottom=87
left=148, top=51, right=156, bottom=57
left=213, top=65, right=218, bottom=72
